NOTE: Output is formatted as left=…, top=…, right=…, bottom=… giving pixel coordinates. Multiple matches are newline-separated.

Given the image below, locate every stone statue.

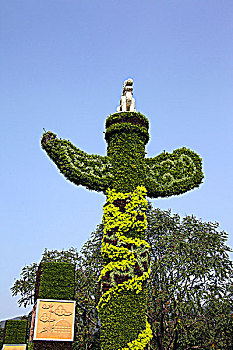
left=117, top=78, right=136, bottom=112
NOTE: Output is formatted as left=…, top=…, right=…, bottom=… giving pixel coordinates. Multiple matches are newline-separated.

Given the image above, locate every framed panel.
left=33, top=299, right=76, bottom=341
left=2, top=345, right=27, bottom=350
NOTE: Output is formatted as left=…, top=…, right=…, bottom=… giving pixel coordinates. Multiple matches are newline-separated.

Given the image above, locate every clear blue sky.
left=1, top=0, right=233, bottom=321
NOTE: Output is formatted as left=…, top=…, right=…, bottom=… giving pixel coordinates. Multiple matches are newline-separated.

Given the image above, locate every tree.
left=146, top=205, right=233, bottom=350
left=11, top=207, right=233, bottom=349
left=11, top=247, right=81, bottom=307
left=73, top=224, right=103, bottom=350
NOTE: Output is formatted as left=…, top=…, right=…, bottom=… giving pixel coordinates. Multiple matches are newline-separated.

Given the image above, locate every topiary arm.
left=145, top=147, right=204, bottom=199
left=41, top=131, right=113, bottom=193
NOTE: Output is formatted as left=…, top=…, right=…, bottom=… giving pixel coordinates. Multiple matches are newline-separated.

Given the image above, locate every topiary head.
left=104, top=112, right=150, bottom=145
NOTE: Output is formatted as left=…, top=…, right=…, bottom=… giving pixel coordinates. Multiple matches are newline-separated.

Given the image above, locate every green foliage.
left=11, top=248, right=80, bottom=308
left=97, top=187, right=152, bottom=349
left=33, top=261, right=75, bottom=350
left=40, top=111, right=204, bottom=349
left=146, top=206, right=233, bottom=349
left=100, top=289, right=148, bottom=349
left=28, top=342, right=34, bottom=350
left=74, top=225, right=103, bottom=350
left=105, top=112, right=149, bottom=150
left=74, top=207, right=233, bottom=349
left=145, top=147, right=204, bottom=198
left=41, top=131, right=113, bottom=193
left=105, top=120, right=149, bottom=193
left=41, top=112, right=203, bottom=198
left=37, top=262, right=75, bottom=301
left=11, top=263, right=38, bottom=307
left=0, top=325, right=4, bottom=349
left=41, top=247, right=80, bottom=265
left=105, top=111, right=149, bottom=131
left=40, top=111, right=150, bottom=195
left=11, top=244, right=102, bottom=349
left=105, top=112, right=149, bottom=194
left=3, top=320, right=27, bottom=344
left=11, top=207, right=233, bottom=349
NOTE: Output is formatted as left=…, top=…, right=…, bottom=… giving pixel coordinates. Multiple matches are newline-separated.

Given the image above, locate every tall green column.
left=41, top=81, right=203, bottom=349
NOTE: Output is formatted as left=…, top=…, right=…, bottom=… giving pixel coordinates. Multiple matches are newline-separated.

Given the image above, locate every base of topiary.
left=33, top=340, right=72, bottom=350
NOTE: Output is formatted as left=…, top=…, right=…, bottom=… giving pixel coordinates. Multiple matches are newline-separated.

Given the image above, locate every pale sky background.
left=1, top=0, right=233, bottom=321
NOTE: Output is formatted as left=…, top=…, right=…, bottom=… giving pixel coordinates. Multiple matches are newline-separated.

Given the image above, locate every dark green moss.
left=145, top=147, right=204, bottom=198
left=37, top=262, right=75, bottom=300
left=105, top=112, right=149, bottom=131
left=100, top=288, right=148, bottom=349
left=106, top=127, right=148, bottom=193
left=3, top=320, right=27, bottom=344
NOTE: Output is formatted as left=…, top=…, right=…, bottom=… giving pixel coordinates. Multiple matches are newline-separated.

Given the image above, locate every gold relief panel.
left=33, top=299, right=76, bottom=341
left=2, top=346, right=27, bottom=350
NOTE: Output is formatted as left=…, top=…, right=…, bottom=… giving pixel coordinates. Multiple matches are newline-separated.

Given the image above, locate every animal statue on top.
left=117, top=78, right=136, bottom=112
left=41, top=79, right=204, bottom=350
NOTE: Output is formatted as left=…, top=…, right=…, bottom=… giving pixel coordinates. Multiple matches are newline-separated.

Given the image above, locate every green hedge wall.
left=32, top=262, right=75, bottom=350
left=100, top=288, right=148, bottom=349
left=35, top=262, right=75, bottom=301
left=105, top=112, right=149, bottom=194
left=3, top=320, right=27, bottom=344
left=0, top=325, right=4, bottom=349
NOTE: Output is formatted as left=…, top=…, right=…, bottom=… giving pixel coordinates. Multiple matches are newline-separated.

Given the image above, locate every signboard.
left=33, top=299, right=75, bottom=341
left=2, top=346, right=27, bottom=350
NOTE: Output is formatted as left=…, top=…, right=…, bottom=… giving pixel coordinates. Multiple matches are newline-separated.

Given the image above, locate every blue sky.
left=1, top=0, right=233, bottom=321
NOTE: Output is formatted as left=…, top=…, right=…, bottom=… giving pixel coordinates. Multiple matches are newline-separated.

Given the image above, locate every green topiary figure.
left=41, top=79, right=204, bottom=350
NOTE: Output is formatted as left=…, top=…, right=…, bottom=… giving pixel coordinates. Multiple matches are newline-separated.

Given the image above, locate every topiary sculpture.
left=41, top=79, right=204, bottom=350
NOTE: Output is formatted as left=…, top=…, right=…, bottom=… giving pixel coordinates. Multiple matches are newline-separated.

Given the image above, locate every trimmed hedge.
left=3, top=319, right=27, bottom=344
left=35, top=262, right=75, bottom=301
left=145, top=147, right=204, bottom=199
left=41, top=132, right=113, bottom=193
left=105, top=113, right=149, bottom=193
